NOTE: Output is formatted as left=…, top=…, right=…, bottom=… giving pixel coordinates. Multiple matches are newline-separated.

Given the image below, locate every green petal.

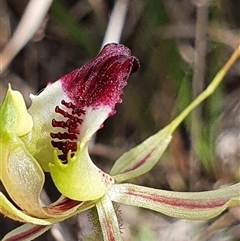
left=96, top=195, right=123, bottom=241
left=0, top=139, right=48, bottom=218
left=2, top=224, right=52, bottom=241
left=0, top=192, right=95, bottom=224
left=110, top=127, right=172, bottom=183
left=0, top=192, right=54, bottom=224
left=108, top=183, right=240, bottom=220
left=49, top=143, right=114, bottom=201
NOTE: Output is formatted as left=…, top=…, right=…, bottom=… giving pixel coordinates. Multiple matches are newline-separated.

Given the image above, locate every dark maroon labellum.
left=61, top=43, right=139, bottom=108
left=50, top=43, right=139, bottom=161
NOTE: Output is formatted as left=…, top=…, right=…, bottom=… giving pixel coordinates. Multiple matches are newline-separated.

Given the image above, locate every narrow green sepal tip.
left=0, top=85, right=33, bottom=138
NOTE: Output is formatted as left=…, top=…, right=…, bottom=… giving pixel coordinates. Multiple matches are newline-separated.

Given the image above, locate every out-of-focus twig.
left=0, top=0, right=53, bottom=75
left=89, top=143, right=127, bottom=161
left=87, top=0, right=107, bottom=27
left=0, top=0, right=10, bottom=51
left=101, top=0, right=130, bottom=48
left=190, top=0, right=209, bottom=190
left=193, top=211, right=237, bottom=241
left=161, top=23, right=240, bottom=50
left=209, top=27, right=240, bottom=50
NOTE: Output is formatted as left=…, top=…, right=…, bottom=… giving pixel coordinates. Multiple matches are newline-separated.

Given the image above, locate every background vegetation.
left=0, top=0, right=239, bottom=240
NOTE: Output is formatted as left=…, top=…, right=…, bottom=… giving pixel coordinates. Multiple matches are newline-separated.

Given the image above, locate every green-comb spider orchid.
left=0, top=43, right=239, bottom=241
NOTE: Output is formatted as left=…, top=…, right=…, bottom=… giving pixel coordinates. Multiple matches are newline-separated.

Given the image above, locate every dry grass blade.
left=190, top=0, right=209, bottom=190
left=0, top=0, right=53, bottom=75
left=101, top=0, right=130, bottom=48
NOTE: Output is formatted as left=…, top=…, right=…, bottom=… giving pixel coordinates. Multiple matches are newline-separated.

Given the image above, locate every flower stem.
left=168, top=44, right=240, bottom=134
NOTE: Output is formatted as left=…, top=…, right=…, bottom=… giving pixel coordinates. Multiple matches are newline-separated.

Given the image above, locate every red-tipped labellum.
left=50, top=43, right=139, bottom=162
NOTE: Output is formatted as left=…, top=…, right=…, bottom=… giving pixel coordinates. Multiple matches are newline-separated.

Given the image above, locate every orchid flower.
left=0, top=43, right=240, bottom=241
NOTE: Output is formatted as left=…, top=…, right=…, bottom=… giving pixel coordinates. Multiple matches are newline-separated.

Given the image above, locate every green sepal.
left=0, top=85, right=33, bottom=138
left=108, top=183, right=240, bottom=220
